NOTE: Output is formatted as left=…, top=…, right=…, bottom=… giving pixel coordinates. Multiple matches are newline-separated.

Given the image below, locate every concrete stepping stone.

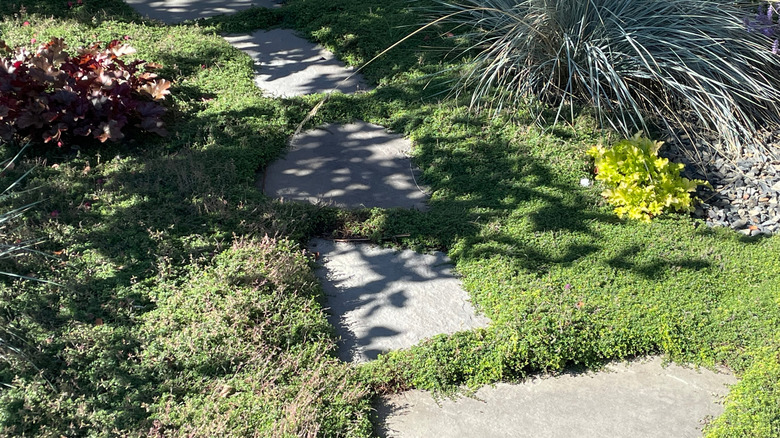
left=125, top=0, right=282, bottom=24
left=309, top=238, right=490, bottom=363
left=263, top=122, right=428, bottom=209
left=376, top=356, right=736, bottom=438
left=223, top=29, right=371, bottom=97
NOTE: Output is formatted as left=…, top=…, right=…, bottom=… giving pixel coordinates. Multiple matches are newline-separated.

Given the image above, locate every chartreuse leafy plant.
left=588, top=133, right=706, bottom=221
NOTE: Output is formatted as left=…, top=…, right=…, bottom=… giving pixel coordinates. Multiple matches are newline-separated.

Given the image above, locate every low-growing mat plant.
left=704, top=346, right=780, bottom=437
left=1, top=0, right=780, bottom=436
left=432, top=0, right=780, bottom=160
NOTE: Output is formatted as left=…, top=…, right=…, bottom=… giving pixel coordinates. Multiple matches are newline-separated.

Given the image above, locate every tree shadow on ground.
left=0, top=82, right=300, bottom=431
left=606, top=245, right=712, bottom=280
left=0, top=0, right=140, bottom=24
left=300, top=83, right=716, bottom=284
left=124, top=0, right=280, bottom=25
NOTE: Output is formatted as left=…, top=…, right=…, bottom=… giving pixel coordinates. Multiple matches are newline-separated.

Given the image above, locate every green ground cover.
left=0, top=0, right=778, bottom=436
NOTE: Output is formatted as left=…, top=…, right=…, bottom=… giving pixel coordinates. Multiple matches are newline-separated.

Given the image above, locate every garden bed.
left=1, top=0, right=779, bottom=436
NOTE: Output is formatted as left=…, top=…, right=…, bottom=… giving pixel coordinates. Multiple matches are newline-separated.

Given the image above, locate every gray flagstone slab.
left=263, top=122, right=428, bottom=209
left=309, top=238, right=489, bottom=363
left=124, top=0, right=281, bottom=24
left=224, top=29, right=371, bottom=97
left=376, top=356, right=736, bottom=438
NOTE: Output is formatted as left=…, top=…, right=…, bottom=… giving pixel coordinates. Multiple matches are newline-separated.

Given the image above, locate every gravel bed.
left=662, top=140, right=780, bottom=236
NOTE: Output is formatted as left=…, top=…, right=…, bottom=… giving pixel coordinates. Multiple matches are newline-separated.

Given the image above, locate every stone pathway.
left=309, top=238, right=488, bottom=363
left=224, top=29, right=370, bottom=97
left=376, top=357, right=736, bottom=438
left=125, top=2, right=738, bottom=436
left=125, top=0, right=282, bottom=24
left=263, top=121, right=427, bottom=209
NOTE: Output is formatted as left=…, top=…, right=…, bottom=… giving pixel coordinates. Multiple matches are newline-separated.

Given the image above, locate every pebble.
left=732, top=218, right=748, bottom=229
left=661, top=139, right=780, bottom=236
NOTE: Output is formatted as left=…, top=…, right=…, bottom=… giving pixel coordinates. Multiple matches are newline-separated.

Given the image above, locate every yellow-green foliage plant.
left=588, top=133, right=707, bottom=222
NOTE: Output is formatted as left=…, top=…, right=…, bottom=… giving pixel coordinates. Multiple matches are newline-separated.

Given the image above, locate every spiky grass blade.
left=436, top=0, right=780, bottom=159
left=0, top=143, right=53, bottom=280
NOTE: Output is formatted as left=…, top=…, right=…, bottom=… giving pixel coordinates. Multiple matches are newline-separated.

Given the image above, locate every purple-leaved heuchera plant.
left=0, top=38, right=170, bottom=148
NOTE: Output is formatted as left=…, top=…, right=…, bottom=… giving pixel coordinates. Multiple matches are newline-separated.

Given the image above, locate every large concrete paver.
left=224, top=29, right=370, bottom=97
left=309, top=238, right=489, bottom=363
left=376, top=356, right=736, bottom=438
left=263, top=122, right=428, bottom=209
left=124, top=0, right=281, bottom=24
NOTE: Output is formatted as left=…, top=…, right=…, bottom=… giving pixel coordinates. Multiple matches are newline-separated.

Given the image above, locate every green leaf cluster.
left=588, top=133, right=706, bottom=222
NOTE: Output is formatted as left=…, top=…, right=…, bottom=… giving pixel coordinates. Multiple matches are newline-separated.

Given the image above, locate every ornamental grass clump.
left=0, top=144, right=43, bottom=280
left=435, top=0, right=780, bottom=160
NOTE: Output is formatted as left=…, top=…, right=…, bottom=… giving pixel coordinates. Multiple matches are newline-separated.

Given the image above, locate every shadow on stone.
left=223, top=29, right=371, bottom=97
left=264, top=122, right=428, bottom=210
left=124, top=0, right=281, bottom=24
left=309, top=238, right=489, bottom=363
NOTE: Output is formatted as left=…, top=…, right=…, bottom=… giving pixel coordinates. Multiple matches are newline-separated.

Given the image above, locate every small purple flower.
left=564, top=283, right=572, bottom=290
left=773, top=39, right=779, bottom=55
left=743, top=4, right=780, bottom=53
